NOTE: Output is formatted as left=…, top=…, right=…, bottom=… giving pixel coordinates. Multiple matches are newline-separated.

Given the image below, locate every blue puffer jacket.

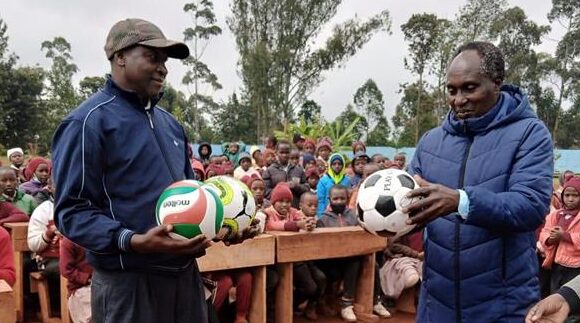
left=408, top=85, right=553, bottom=323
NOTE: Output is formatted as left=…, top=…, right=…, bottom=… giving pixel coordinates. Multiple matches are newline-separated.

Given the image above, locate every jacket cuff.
left=457, top=189, right=470, bottom=219
left=558, top=286, right=580, bottom=313
left=116, top=228, right=135, bottom=252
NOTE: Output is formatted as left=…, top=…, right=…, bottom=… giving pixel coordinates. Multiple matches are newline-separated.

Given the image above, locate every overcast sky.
left=1, top=0, right=563, bottom=121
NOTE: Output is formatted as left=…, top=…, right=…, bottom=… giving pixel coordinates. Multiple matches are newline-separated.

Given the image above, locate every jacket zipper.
left=146, top=110, right=178, bottom=181
left=455, top=122, right=473, bottom=323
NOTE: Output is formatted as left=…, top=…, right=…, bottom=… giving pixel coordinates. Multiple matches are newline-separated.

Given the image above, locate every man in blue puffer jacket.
left=404, top=41, right=553, bottom=322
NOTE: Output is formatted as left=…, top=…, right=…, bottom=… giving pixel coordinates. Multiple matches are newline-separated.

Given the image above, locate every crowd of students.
left=0, top=135, right=578, bottom=323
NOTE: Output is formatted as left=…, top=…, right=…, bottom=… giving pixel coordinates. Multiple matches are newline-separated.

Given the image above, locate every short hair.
left=453, top=41, right=505, bottom=83
left=300, top=191, right=317, bottom=203
left=0, top=166, right=16, bottom=177
left=329, top=184, right=348, bottom=197
left=277, top=140, right=291, bottom=150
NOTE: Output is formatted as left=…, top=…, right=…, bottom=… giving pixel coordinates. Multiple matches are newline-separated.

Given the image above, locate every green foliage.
left=78, top=76, right=106, bottom=99
left=366, top=116, right=392, bottom=146
left=353, top=79, right=384, bottom=139
left=391, top=82, right=438, bottom=147
left=40, top=36, right=80, bottom=149
left=213, top=93, right=257, bottom=143
left=336, top=104, right=367, bottom=140
left=297, top=100, right=321, bottom=124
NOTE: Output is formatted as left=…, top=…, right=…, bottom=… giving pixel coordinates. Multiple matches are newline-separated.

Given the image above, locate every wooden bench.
left=270, top=227, right=388, bottom=323
left=30, top=272, right=60, bottom=323
left=3, top=222, right=29, bottom=322
left=198, top=234, right=275, bottom=323
left=0, top=279, right=16, bottom=323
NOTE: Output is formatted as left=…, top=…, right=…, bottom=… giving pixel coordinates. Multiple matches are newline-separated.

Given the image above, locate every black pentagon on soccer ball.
left=375, top=195, right=396, bottom=217
left=398, top=174, right=415, bottom=189
left=364, top=174, right=382, bottom=188
left=357, top=204, right=365, bottom=222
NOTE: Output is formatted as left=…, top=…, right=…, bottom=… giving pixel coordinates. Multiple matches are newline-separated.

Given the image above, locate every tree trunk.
left=415, top=72, right=423, bottom=144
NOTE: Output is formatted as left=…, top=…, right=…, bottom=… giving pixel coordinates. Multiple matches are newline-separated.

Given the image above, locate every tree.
left=366, top=116, right=392, bottom=146
left=41, top=37, right=79, bottom=147
left=391, top=82, right=437, bottom=147
left=0, top=19, right=45, bottom=151
left=353, top=79, right=385, bottom=139
left=489, top=7, right=550, bottom=86
left=401, top=13, right=447, bottom=144
left=78, top=76, right=106, bottom=99
left=543, top=0, right=580, bottom=146
left=228, top=0, right=392, bottom=140
left=297, top=99, right=321, bottom=124
left=336, top=104, right=367, bottom=140
left=182, top=0, right=223, bottom=140
left=454, top=0, right=508, bottom=43
left=213, top=93, right=257, bottom=143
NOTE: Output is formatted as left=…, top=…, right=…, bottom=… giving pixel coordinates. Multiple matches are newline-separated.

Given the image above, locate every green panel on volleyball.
left=173, top=223, right=203, bottom=239
left=155, top=186, right=198, bottom=223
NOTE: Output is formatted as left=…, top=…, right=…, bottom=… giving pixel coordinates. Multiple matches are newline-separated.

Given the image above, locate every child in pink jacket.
left=541, top=177, right=580, bottom=293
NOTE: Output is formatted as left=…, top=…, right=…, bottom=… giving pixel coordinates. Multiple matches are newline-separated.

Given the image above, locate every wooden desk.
left=270, top=227, right=387, bottom=323
left=3, top=222, right=29, bottom=322
left=0, top=279, right=16, bottom=323
left=198, top=234, right=275, bottom=323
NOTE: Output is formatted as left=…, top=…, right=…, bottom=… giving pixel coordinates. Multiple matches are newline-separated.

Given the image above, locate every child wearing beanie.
left=7, top=148, right=26, bottom=184
left=263, top=183, right=321, bottom=320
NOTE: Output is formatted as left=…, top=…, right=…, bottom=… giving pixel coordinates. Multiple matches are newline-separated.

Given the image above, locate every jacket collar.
left=103, top=75, right=164, bottom=111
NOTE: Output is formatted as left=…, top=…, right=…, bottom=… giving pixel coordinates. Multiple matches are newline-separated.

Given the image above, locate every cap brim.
left=138, top=38, right=190, bottom=59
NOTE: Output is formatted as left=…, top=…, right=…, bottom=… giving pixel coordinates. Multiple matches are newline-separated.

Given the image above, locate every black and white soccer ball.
left=356, top=169, right=419, bottom=238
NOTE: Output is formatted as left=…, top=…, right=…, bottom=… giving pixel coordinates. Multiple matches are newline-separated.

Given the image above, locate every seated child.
left=0, top=226, right=15, bottom=286
left=289, top=149, right=301, bottom=168
left=206, top=164, right=225, bottom=179
left=211, top=269, right=253, bottom=323
left=305, top=169, right=319, bottom=194
left=222, top=141, right=246, bottom=166
left=317, top=185, right=390, bottom=321
left=349, top=152, right=370, bottom=188
left=302, top=139, right=316, bottom=156
left=316, top=159, right=327, bottom=177
left=7, top=147, right=26, bottom=184
left=540, top=177, right=580, bottom=292
left=191, top=159, right=206, bottom=181
left=371, top=154, right=388, bottom=169
left=0, top=167, right=36, bottom=215
left=263, top=184, right=319, bottom=319
left=264, top=183, right=315, bottom=232
left=302, top=153, right=317, bottom=172
left=263, top=149, right=276, bottom=169
left=198, top=142, right=213, bottom=168
left=380, top=231, right=424, bottom=302
left=316, top=153, right=350, bottom=217
left=20, top=157, right=51, bottom=198
left=60, top=237, right=93, bottom=323
left=234, top=152, right=261, bottom=180
left=27, top=197, right=61, bottom=312
left=349, top=163, right=380, bottom=209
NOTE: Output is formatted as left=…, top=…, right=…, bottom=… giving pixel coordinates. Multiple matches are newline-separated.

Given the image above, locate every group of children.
left=0, top=137, right=418, bottom=323
left=189, top=135, right=419, bottom=322
left=0, top=148, right=92, bottom=323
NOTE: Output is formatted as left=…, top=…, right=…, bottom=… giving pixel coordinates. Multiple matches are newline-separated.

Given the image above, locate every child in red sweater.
left=60, top=237, right=92, bottom=323
left=541, top=177, right=580, bottom=293
left=0, top=226, right=15, bottom=286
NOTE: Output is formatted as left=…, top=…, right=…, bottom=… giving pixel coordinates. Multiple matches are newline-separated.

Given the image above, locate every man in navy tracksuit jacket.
left=52, top=19, right=211, bottom=323
left=404, top=42, right=553, bottom=322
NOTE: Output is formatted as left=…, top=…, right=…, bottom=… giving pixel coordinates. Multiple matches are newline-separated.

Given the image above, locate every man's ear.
left=113, top=51, right=126, bottom=67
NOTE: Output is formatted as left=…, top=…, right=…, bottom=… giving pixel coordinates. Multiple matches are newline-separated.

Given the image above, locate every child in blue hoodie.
left=316, top=153, right=350, bottom=216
